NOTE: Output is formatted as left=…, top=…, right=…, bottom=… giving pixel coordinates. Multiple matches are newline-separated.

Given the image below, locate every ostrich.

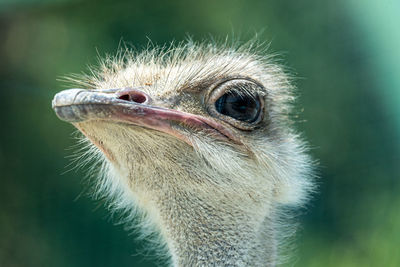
left=52, top=41, right=313, bottom=266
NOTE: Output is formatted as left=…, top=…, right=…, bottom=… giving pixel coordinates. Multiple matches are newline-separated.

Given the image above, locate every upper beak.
left=52, top=88, right=240, bottom=145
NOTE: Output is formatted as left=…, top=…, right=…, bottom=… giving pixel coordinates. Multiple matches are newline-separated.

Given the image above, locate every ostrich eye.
left=215, top=91, right=261, bottom=123
left=208, top=79, right=265, bottom=129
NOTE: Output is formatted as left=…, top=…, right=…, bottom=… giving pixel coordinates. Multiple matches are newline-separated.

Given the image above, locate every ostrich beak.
left=52, top=88, right=239, bottom=145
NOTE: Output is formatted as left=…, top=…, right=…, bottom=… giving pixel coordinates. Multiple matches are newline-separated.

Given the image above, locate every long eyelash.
left=224, top=83, right=261, bottom=101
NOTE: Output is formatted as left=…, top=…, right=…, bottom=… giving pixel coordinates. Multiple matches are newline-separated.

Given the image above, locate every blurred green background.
left=1, top=0, right=399, bottom=266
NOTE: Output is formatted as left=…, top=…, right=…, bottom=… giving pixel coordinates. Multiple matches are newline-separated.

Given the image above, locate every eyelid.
left=205, top=77, right=265, bottom=102
left=210, top=79, right=260, bottom=100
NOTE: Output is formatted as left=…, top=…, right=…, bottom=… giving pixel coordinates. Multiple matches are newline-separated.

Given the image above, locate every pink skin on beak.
left=52, top=88, right=242, bottom=146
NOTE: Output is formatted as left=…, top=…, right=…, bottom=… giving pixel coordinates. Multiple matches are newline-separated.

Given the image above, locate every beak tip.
left=52, top=89, right=86, bottom=109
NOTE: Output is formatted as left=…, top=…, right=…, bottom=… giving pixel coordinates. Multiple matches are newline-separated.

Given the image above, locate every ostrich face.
left=52, top=45, right=312, bottom=263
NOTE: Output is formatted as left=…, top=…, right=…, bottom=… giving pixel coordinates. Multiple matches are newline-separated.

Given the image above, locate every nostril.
left=118, top=91, right=147, bottom=104
left=130, top=93, right=147, bottom=103
left=118, top=94, right=130, bottom=101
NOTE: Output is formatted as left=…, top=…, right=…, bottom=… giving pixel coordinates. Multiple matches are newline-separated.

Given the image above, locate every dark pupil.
left=215, top=91, right=260, bottom=122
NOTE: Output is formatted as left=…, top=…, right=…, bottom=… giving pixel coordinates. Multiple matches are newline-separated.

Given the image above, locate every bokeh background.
left=1, top=0, right=399, bottom=266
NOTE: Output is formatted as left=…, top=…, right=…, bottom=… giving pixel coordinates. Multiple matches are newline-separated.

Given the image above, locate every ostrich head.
left=52, top=41, right=313, bottom=266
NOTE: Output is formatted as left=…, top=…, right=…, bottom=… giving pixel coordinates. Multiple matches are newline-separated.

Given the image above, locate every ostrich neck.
left=163, top=200, right=277, bottom=267
left=131, top=176, right=277, bottom=267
